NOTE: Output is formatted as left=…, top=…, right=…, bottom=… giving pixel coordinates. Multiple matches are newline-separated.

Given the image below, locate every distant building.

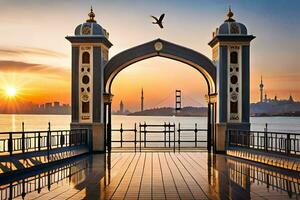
left=54, top=102, right=60, bottom=108
left=251, top=79, right=299, bottom=115
left=45, top=103, right=52, bottom=110
left=0, top=101, right=71, bottom=114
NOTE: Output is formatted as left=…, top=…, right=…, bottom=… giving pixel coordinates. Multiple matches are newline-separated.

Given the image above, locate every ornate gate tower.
left=66, top=8, right=112, bottom=152
left=209, top=8, right=255, bottom=152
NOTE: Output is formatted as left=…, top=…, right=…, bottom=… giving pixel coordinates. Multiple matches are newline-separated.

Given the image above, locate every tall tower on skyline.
left=259, top=76, right=264, bottom=102
left=120, top=100, right=124, bottom=114
left=141, top=88, right=144, bottom=112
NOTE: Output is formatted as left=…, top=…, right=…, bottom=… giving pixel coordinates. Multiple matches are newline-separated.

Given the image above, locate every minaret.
left=141, top=88, right=144, bottom=112
left=120, top=100, right=124, bottom=114
left=259, top=76, right=264, bottom=102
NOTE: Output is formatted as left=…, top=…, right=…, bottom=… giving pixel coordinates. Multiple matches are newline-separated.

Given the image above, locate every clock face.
left=230, top=23, right=240, bottom=34
left=154, top=42, right=163, bottom=51
left=82, top=26, right=91, bottom=35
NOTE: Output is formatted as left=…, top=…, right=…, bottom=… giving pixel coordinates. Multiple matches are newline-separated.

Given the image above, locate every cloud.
left=0, top=47, right=66, bottom=57
left=0, top=60, right=69, bottom=78
left=0, top=60, right=39, bottom=71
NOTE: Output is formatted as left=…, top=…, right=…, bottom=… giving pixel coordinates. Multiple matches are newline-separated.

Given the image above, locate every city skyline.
left=0, top=0, right=299, bottom=111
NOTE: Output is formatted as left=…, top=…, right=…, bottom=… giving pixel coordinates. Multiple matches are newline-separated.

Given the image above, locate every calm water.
left=0, top=114, right=299, bottom=133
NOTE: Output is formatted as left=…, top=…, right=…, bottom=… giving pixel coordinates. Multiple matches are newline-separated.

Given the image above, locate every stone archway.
left=104, top=39, right=216, bottom=94
left=103, top=38, right=217, bottom=152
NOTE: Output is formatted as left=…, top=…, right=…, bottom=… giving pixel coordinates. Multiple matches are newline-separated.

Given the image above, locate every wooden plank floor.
left=8, top=152, right=300, bottom=200
left=103, top=153, right=211, bottom=200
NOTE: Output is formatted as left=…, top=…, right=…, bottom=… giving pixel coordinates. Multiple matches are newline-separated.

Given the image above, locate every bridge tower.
left=175, top=90, right=181, bottom=113
left=208, top=8, right=255, bottom=152
left=66, top=8, right=112, bottom=152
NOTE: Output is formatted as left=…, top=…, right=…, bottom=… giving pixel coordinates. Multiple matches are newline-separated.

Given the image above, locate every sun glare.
left=6, top=86, right=17, bottom=97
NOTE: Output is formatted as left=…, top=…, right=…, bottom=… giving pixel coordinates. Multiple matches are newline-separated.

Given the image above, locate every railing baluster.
left=287, top=133, right=290, bottom=155
left=47, top=122, right=51, bottom=162
left=120, top=123, right=123, bottom=148
left=60, top=131, right=64, bottom=147
left=195, top=123, right=197, bottom=148
left=178, top=123, right=181, bottom=151
left=22, top=122, right=25, bottom=153
left=134, top=123, right=137, bottom=152
left=8, top=132, right=13, bottom=156
left=168, top=122, right=171, bottom=148
left=173, top=123, right=175, bottom=153
left=164, top=122, right=166, bottom=147
left=139, top=123, right=141, bottom=152
left=38, top=132, right=41, bottom=151
left=144, top=122, right=147, bottom=148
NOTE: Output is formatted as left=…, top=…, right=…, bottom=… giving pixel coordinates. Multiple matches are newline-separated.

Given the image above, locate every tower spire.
left=259, top=75, right=264, bottom=103
left=87, top=6, right=96, bottom=23
left=225, top=6, right=235, bottom=22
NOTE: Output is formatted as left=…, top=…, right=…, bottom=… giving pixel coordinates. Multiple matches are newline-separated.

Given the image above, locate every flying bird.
left=151, top=14, right=165, bottom=29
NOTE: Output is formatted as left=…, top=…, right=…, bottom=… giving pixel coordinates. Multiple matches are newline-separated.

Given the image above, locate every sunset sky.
left=0, top=0, right=299, bottom=112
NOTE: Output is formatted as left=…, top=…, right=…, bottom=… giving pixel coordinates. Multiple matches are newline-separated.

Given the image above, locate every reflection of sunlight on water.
left=11, top=114, right=15, bottom=132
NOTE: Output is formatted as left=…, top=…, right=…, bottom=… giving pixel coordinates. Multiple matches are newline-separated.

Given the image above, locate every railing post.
left=60, top=131, right=64, bottom=147
left=134, top=123, right=137, bottom=152
left=120, top=123, right=123, bottom=148
left=48, top=122, right=52, bottom=149
left=264, top=123, right=268, bottom=151
left=8, top=132, right=13, bottom=156
left=22, top=122, right=25, bottom=153
left=168, top=122, right=171, bottom=148
left=286, top=133, right=291, bottom=155
left=178, top=123, right=181, bottom=151
left=144, top=122, right=146, bottom=148
left=139, top=123, right=141, bottom=152
left=38, top=132, right=41, bottom=151
left=164, top=122, right=166, bottom=147
left=195, top=123, right=198, bottom=148
left=173, top=123, right=176, bottom=153
left=47, top=122, right=51, bottom=162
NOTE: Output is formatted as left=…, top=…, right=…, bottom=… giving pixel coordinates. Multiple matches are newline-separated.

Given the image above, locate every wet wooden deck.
left=5, top=152, right=300, bottom=200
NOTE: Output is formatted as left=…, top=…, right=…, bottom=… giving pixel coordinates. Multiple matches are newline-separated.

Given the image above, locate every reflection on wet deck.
left=0, top=152, right=299, bottom=199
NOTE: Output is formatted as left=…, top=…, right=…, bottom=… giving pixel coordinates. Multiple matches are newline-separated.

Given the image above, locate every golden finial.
left=225, top=6, right=235, bottom=22
left=87, top=6, right=96, bottom=23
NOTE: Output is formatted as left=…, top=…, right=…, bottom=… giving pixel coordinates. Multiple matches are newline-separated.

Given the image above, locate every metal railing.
left=228, top=129, right=300, bottom=157
left=111, top=123, right=208, bottom=152
left=0, top=128, right=89, bottom=156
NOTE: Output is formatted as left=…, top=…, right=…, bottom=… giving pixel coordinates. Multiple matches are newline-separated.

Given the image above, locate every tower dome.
left=74, top=7, right=109, bottom=38
left=215, top=7, right=247, bottom=36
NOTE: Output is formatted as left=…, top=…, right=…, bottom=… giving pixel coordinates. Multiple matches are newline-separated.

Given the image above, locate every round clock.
left=154, top=42, right=163, bottom=51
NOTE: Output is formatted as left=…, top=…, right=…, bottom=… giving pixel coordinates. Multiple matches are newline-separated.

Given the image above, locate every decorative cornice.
left=208, top=35, right=255, bottom=47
